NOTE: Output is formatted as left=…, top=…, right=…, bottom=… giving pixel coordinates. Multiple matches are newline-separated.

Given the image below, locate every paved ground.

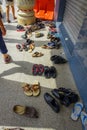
left=0, top=2, right=83, bottom=130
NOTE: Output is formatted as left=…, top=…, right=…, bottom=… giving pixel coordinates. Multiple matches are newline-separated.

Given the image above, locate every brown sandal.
left=32, top=52, right=44, bottom=57
left=31, top=81, right=40, bottom=96
left=22, top=83, right=32, bottom=96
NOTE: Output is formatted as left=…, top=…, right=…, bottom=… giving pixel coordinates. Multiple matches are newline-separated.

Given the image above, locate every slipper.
left=50, top=55, right=67, bottom=64
left=32, top=52, right=44, bottom=57
left=38, top=64, right=44, bottom=75
left=41, top=44, right=51, bottom=49
left=71, top=102, right=84, bottom=121
left=32, top=64, right=39, bottom=75
left=22, top=83, right=33, bottom=96
left=81, top=111, right=87, bottom=130
left=49, top=66, right=57, bottom=78
left=44, top=92, right=60, bottom=113
left=16, top=25, right=25, bottom=32
left=28, top=44, right=35, bottom=53
left=44, top=66, right=51, bottom=78
left=41, top=44, right=48, bottom=49
left=47, top=42, right=55, bottom=48
left=31, top=80, right=40, bottom=96
left=16, top=44, right=23, bottom=51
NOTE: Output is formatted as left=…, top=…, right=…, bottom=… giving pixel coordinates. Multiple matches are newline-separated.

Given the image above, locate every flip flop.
left=38, top=64, right=44, bottom=75
left=31, top=80, right=40, bottom=96
left=81, top=111, right=87, bottom=130
left=32, top=52, right=44, bottom=57
left=71, top=102, right=84, bottom=121
left=32, top=64, right=39, bottom=75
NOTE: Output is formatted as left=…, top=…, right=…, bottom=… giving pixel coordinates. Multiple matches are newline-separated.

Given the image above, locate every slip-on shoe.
left=44, top=93, right=60, bottom=113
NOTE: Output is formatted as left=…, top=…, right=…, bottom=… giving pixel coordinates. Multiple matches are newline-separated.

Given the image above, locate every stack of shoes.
left=44, top=87, right=79, bottom=113
left=24, top=22, right=45, bottom=33
left=16, top=39, right=35, bottom=52
left=50, top=55, right=67, bottom=64
left=50, top=36, right=61, bottom=49
left=51, top=87, right=79, bottom=107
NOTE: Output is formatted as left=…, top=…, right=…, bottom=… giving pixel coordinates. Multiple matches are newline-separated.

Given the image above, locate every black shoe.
left=51, top=89, right=71, bottom=107
left=50, top=55, right=67, bottom=64
left=44, top=93, right=60, bottom=113
left=58, top=87, right=79, bottom=103
left=44, top=66, right=51, bottom=78
left=50, top=66, right=57, bottom=78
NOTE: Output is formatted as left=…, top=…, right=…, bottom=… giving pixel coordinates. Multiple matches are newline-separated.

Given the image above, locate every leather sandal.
left=22, top=83, right=33, bottom=96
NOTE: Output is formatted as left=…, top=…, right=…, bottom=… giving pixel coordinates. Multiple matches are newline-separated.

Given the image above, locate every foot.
left=7, top=19, right=11, bottom=23
left=14, top=16, right=17, bottom=19
left=4, top=55, right=11, bottom=64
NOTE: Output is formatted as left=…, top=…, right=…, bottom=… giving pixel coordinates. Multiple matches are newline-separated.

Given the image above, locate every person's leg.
left=11, top=5, right=17, bottom=19
left=0, top=30, right=11, bottom=63
left=6, top=5, right=10, bottom=23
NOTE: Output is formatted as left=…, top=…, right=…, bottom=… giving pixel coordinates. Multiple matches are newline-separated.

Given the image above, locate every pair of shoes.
left=44, top=66, right=57, bottom=78
left=44, top=93, right=60, bottom=113
left=32, top=51, right=44, bottom=57
left=35, top=32, right=44, bottom=38
left=52, top=87, right=79, bottom=107
left=50, top=55, right=67, bottom=64
left=13, top=105, right=38, bottom=118
left=22, top=80, right=40, bottom=96
left=71, top=102, right=87, bottom=130
left=4, top=55, right=11, bottom=64
left=32, top=64, right=44, bottom=75
left=71, top=102, right=84, bottom=121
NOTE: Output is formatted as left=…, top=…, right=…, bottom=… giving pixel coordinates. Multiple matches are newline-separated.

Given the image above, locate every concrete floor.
left=0, top=2, right=83, bottom=130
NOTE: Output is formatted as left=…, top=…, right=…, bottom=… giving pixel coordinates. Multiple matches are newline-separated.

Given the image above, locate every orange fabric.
left=34, top=0, right=54, bottom=20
